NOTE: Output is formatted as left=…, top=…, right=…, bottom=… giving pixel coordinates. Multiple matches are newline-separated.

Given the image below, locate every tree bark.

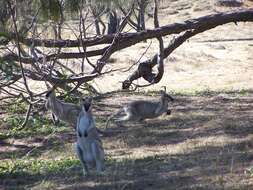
left=13, top=9, right=252, bottom=49
left=137, top=0, right=146, bottom=31
left=107, top=11, right=119, bottom=34
left=1, top=9, right=253, bottom=89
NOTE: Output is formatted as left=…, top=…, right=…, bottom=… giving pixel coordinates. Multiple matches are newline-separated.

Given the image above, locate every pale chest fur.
left=76, top=112, right=101, bottom=162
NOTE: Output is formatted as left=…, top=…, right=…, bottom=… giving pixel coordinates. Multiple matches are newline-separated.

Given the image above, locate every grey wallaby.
left=45, top=88, right=106, bottom=135
left=45, top=89, right=80, bottom=128
left=75, top=97, right=105, bottom=176
left=106, top=89, right=174, bottom=128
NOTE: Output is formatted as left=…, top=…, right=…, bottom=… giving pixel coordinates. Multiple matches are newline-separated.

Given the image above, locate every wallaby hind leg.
left=91, top=142, right=105, bottom=173
left=115, top=106, right=133, bottom=122
left=115, top=111, right=143, bottom=123
left=75, top=143, right=89, bottom=176
left=115, top=114, right=131, bottom=122
left=52, top=113, right=60, bottom=125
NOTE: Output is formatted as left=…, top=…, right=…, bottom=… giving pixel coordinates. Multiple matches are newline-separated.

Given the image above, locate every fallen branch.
left=6, top=9, right=252, bottom=49
left=122, top=26, right=228, bottom=89
left=2, top=9, right=253, bottom=66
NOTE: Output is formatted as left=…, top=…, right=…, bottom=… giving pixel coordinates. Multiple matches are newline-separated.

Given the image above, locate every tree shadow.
left=2, top=139, right=251, bottom=190
left=1, top=90, right=253, bottom=189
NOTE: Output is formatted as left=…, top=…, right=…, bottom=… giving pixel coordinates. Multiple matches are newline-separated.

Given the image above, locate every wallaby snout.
left=80, top=98, right=92, bottom=112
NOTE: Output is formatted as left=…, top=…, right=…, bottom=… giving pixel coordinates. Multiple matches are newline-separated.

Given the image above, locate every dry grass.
left=1, top=0, right=253, bottom=189
left=1, top=91, right=253, bottom=190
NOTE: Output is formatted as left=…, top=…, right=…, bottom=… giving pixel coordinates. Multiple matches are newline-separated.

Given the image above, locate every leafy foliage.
left=40, top=0, right=62, bottom=22
left=0, top=59, right=20, bottom=81
left=0, top=0, right=10, bottom=26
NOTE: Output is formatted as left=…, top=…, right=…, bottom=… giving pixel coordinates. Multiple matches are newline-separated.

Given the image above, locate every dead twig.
left=122, top=40, right=153, bottom=72
left=7, top=1, right=33, bottom=129
left=93, top=3, right=135, bottom=74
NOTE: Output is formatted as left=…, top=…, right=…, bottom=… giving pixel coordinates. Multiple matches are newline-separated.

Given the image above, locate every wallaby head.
left=80, top=97, right=92, bottom=113
left=45, top=84, right=57, bottom=99
left=45, top=89, right=55, bottom=99
left=160, top=90, right=174, bottom=102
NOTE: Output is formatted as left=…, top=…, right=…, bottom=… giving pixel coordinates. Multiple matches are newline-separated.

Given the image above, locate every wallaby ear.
left=162, top=86, right=167, bottom=93
left=45, top=90, right=52, bottom=98
left=80, top=97, right=92, bottom=104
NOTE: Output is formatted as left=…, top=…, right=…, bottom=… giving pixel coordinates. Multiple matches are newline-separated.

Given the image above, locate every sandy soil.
left=90, top=0, right=253, bottom=93
left=1, top=1, right=253, bottom=190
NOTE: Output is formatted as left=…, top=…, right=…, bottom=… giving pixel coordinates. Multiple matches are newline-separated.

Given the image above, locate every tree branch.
left=7, top=0, right=34, bottom=129
left=122, top=27, right=211, bottom=89
left=10, top=9, right=253, bottom=49
left=152, top=0, right=164, bottom=84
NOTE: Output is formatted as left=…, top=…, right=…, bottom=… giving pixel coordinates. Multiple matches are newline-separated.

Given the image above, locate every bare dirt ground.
left=0, top=0, right=253, bottom=190
left=1, top=91, right=253, bottom=189
left=93, top=0, right=253, bottom=93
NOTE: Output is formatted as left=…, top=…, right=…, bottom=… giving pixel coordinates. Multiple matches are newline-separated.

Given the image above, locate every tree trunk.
left=137, top=0, right=146, bottom=31
left=95, top=18, right=101, bottom=35
left=107, top=11, right=118, bottom=34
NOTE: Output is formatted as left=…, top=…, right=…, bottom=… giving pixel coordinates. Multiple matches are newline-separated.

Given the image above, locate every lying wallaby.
left=45, top=89, right=81, bottom=128
left=106, top=90, right=174, bottom=128
left=75, top=97, right=105, bottom=175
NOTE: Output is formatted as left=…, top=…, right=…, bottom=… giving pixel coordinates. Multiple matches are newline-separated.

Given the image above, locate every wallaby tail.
left=105, top=108, right=124, bottom=129
left=105, top=114, right=116, bottom=129
left=96, top=128, right=107, bottom=135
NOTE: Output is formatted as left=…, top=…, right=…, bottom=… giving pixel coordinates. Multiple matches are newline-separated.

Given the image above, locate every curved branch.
left=122, top=24, right=246, bottom=89
left=11, top=9, right=253, bottom=49
left=2, top=9, right=253, bottom=90
left=152, top=0, right=164, bottom=84
left=2, top=9, right=253, bottom=66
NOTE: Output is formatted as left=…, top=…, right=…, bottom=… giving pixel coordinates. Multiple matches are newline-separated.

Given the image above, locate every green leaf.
left=40, top=0, right=61, bottom=22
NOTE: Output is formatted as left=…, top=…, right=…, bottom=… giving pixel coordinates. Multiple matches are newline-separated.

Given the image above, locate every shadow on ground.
left=0, top=90, right=253, bottom=189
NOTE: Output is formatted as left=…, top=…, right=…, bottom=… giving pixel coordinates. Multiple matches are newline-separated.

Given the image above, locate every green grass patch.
left=7, top=101, right=27, bottom=114
left=0, top=157, right=80, bottom=178
left=0, top=115, right=69, bottom=139
left=145, top=88, right=252, bottom=97
left=246, top=166, right=253, bottom=177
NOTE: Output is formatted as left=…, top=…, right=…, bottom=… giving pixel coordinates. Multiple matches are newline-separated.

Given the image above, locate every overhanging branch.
left=2, top=9, right=253, bottom=66
left=10, top=9, right=253, bottom=49
left=122, top=24, right=247, bottom=89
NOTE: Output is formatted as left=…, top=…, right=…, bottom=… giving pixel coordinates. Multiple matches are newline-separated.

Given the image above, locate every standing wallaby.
left=106, top=90, right=174, bottom=128
left=75, top=97, right=105, bottom=176
left=45, top=89, right=106, bottom=135
left=45, top=89, right=81, bottom=128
